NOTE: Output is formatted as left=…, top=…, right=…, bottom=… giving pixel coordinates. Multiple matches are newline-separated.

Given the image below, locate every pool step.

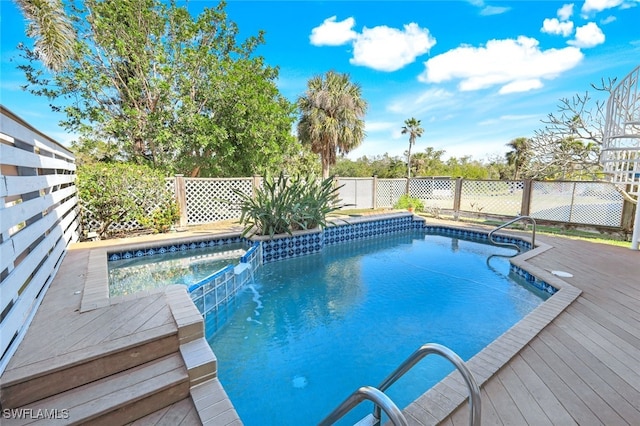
left=1, top=353, right=190, bottom=425
left=0, top=323, right=179, bottom=409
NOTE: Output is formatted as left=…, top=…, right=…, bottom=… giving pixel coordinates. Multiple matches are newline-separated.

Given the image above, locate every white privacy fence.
left=0, top=105, right=79, bottom=373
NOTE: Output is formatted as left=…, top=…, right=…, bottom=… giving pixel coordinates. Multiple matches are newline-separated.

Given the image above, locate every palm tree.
left=505, top=137, right=531, bottom=180
left=401, top=117, right=424, bottom=179
left=297, top=71, right=368, bottom=179
left=15, top=0, right=76, bottom=71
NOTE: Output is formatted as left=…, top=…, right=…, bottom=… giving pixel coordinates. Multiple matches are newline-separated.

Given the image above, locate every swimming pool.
left=208, top=229, right=549, bottom=425
left=108, top=243, right=246, bottom=296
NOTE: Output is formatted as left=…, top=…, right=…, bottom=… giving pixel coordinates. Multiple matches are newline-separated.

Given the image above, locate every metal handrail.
left=318, top=386, right=408, bottom=426
left=488, top=215, right=536, bottom=251
left=373, top=343, right=481, bottom=426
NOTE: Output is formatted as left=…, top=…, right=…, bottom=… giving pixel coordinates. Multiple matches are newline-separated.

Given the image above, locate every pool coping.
left=80, top=215, right=582, bottom=424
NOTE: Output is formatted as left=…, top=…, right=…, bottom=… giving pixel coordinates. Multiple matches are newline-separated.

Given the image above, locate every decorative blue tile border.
left=510, top=264, right=558, bottom=294
left=420, top=225, right=533, bottom=251
left=107, top=236, right=247, bottom=262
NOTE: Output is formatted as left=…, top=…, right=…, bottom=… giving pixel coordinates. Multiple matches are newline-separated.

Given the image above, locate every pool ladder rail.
left=318, top=343, right=481, bottom=426
left=488, top=215, right=537, bottom=252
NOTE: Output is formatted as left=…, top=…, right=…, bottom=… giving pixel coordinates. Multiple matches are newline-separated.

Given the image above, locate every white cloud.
left=350, top=23, right=436, bottom=72
left=541, top=18, right=575, bottom=36
left=480, top=6, right=511, bottom=16
left=387, top=88, right=456, bottom=114
left=558, top=3, right=575, bottom=20
left=309, top=16, right=357, bottom=46
left=419, top=36, right=584, bottom=94
left=568, top=22, right=606, bottom=48
left=582, top=0, right=625, bottom=13
left=601, top=15, right=617, bottom=23
left=499, top=79, right=544, bottom=94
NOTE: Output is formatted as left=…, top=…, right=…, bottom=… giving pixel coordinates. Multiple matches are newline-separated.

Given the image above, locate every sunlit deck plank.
left=445, top=235, right=640, bottom=425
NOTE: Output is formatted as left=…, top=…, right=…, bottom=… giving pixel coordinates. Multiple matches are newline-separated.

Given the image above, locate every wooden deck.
left=442, top=234, right=640, bottom=425
left=0, top=231, right=241, bottom=425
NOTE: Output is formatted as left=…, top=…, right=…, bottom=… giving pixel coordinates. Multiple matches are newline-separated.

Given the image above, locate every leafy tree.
left=18, top=0, right=297, bottom=177
left=527, top=79, right=615, bottom=180
left=401, top=117, right=424, bottom=178
left=412, top=147, right=446, bottom=176
left=297, top=71, right=368, bottom=179
left=14, top=0, right=75, bottom=71
left=505, top=137, right=531, bottom=180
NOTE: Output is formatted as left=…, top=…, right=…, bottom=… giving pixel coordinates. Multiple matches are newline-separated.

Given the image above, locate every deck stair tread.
left=2, top=353, right=190, bottom=426
left=126, top=397, right=201, bottom=425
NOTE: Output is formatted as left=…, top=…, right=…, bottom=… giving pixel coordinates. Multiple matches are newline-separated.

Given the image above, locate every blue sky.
left=1, top=0, right=639, bottom=162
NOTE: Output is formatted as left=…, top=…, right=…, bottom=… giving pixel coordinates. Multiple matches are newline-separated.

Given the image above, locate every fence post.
left=520, top=180, right=532, bottom=216
left=174, top=174, right=187, bottom=228
left=252, top=175, right=261, bottom=199
left=405, top=177, right=410, bottom=196
left=372, top=175, right=378, bottom=209
left=621, top=184, right=636, bottom=231
left=453, top=178, right=463, bottom=220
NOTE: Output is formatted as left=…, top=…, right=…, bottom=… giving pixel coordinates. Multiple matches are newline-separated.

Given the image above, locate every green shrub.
left=233, top=172, right=342, bottom=238
left=77, top=163, right=179, bottom=238
left=394, top=194, right=424, bottom=211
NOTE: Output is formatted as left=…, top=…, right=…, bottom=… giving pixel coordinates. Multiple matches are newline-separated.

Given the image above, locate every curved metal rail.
left=373, top=343, right=481, bottom=426
left=318, top=386, right=408, bottom=426
left=488, top=215, right=536, bottom=252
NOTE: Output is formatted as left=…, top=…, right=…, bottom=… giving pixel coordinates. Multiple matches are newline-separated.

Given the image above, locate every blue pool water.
left=108, top=243, right=245, bottom=296
left=208, top=231, right=548, bottom=425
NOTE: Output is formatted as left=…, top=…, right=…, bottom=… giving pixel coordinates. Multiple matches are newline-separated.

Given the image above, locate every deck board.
left=444, top=233, right=640, bottom=425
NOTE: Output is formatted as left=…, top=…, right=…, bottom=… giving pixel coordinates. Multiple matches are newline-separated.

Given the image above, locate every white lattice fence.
left=185, top=178, right=253, bottom=224
left=83, top=183, right=173, bottom=234
left=460, top=180, right=523, bottom=216
left=376, top=179, right=406, bottom=208
left=410, top=178, right=455, bottom=209
left=531, top=181, right=623, bottom=227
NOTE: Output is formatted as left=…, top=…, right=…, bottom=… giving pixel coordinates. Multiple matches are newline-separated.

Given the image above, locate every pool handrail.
left=488, top=215, right=536, bottom=252
left=317, top=386, right=408, bottom=426
left=373, top=343, right=481, bottom=426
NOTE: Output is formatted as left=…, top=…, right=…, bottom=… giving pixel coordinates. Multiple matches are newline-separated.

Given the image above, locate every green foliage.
left=331, top=147, right=502, bottom=179
left=298, top=71, right=368, bottom=179
left=394, top=194, right=424, bottom=211
left=77, top=163, right=179, bottom=238
left=18, top=0, right=298, bottom=177
left=233, top=172, right=343, bottom=238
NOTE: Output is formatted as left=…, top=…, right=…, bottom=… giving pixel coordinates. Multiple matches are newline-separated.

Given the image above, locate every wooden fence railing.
left=0, top=105, right=79, bottom=374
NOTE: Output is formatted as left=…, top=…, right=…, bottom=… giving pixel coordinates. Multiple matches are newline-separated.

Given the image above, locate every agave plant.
left=233, top=172, right=343, bottom=238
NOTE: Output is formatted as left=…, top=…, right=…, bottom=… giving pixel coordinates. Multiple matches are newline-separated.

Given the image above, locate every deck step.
left=0, top=324, right=179, bottom=408
left=2, top=353, right=190, bottom=426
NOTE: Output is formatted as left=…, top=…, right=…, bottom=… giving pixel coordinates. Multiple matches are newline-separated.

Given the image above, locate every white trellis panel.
left=376, top=179, right=406, bottom=208
left=569, top=182, right=624, bottom=227
left=185, top=177, right=253, bottom=224
left=410, top=178, right=455, bottom=209
left=460, top=180, right=523, bottom=216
